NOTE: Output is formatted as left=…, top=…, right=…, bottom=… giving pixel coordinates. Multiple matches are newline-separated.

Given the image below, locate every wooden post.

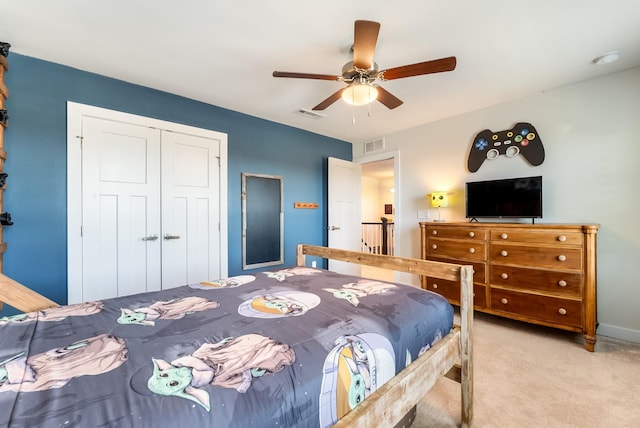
left=459, top=264, right=474, bottom=427
left=0, top=45, right=7, bottom=291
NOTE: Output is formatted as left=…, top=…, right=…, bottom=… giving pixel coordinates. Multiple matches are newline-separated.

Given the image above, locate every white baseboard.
left=597, top=323, right=640, bottom=344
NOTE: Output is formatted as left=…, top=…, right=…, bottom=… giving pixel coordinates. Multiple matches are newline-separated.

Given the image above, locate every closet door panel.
left=161, top=132, right=221, bottom=289
left=81, top=117, right=162, bottom=301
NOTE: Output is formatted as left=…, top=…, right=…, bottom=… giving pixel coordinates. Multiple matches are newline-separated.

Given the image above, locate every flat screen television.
left=465, top=176, right=542, bottom=220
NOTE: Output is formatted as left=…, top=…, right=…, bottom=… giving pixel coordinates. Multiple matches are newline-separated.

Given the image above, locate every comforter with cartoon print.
left=0, top=267, right=453, bottom=427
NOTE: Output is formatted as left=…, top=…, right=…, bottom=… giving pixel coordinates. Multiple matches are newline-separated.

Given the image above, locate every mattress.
left=0, top=267, right=453, bottom=427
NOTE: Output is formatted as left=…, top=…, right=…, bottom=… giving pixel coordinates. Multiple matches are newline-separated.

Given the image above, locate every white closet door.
left=160, top=131, right=221, bottom=289
left=81, top=117, right=162, bottom=301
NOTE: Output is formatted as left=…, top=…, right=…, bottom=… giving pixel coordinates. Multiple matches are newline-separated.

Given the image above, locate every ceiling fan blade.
left=353, top=20, right=380, bottom=69
left=312, top=88, right=346, bottom=110
left=376, top=86, right=403, bottom=109
left=381, top=56, right=457, bottom=80
left=273, top=71, right=340, bottom=81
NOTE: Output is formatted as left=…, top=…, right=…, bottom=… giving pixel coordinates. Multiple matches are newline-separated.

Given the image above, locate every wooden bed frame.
left=0, top=244, right=473, bottom=427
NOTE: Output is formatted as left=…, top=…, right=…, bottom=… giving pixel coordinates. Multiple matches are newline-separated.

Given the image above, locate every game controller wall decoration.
left=468, top=122, right=545, bottom=172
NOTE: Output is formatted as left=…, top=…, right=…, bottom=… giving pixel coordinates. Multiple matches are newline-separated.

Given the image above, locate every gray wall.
left=354, top=67, right=640, bottom=343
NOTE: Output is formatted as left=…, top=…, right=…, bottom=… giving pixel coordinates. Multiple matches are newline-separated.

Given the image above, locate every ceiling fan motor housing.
left=341, top=61, right=379, bottom=83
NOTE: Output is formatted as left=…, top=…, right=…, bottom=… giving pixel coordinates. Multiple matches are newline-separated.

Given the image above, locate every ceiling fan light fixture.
left=341, top=82, right=378, bottom=106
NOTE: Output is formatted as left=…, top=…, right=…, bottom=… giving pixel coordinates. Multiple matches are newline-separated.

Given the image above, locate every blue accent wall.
left=0, top=53, right=351, bottom=316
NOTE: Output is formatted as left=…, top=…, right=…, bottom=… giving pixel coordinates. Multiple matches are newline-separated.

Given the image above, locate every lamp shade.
left=341, top=83, right=378, bottom=106
left=431, top=191, right=448, bottom=208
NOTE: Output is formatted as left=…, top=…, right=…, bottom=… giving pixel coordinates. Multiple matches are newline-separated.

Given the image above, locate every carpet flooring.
left=413, top=312, right=640, bottom=428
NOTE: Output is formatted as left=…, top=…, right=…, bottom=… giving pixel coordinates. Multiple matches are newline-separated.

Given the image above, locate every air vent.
left=295, top=108, right=326, bottom=119
left=363, top=137, right=385, bottom=154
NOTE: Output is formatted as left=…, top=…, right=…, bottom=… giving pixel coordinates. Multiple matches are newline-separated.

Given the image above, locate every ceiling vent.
left=363, top=137, right=385, bottom=154
left=295, top=108, right=326, bottom=119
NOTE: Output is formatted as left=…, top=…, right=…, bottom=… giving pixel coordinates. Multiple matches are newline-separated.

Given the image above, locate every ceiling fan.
left=273, top=20, right=457, bottom=111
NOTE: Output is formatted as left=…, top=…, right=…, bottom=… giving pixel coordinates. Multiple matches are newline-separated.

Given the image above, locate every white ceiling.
left=1, top=1, right=639, bottom=144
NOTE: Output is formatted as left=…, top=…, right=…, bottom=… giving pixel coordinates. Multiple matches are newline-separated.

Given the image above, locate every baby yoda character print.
left=117, top=296, right=220, bottom=326
left=263, top=266, right=319, bottom=282
left=0, top=333, right=127, bottom=393
left=189, top=275, right=256, bottom=290
left=323, top=279, right=397, bottom=307
left=0, top=301, right=103, bottom=325
left=318, top=333, right=395, bottom=427
left=147, top=334, right=295, bottom=411
left=237, top=291, right=321, bottom=318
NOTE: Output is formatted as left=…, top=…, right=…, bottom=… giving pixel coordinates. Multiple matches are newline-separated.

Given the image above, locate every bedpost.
left=460, top=264, right=474, bottom=427
left=296, top=244, right=306, bottom=267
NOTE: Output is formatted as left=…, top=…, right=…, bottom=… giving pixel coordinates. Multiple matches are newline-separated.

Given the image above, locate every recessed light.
left=593, top=51, right=620, bottom=65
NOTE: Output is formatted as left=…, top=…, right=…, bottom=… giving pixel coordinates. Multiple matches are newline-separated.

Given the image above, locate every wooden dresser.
left=420, top=222, right=599, bottom=351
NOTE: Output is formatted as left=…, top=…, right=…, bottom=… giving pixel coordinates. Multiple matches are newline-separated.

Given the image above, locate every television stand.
left=419, top=222, right=599, bottom=351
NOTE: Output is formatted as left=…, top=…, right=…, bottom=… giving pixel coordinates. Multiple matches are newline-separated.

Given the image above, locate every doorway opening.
left=358, top=153, right=398, bottom=282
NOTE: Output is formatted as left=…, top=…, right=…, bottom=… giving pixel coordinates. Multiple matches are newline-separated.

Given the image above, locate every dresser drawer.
left=424, top=277, right=487, bottom=309
left=426, top=226, right=487, bottom=241
left=490, top=288, right=582, bottom=328
left=491, top=229, right=583, bottom=246
left=428, top=257, right=486, bottom=283
left=491, top=243, right=582, bottom=270
left=427, top=238, right=486, bottom=262
left=490, top=265, right=582, bottom=297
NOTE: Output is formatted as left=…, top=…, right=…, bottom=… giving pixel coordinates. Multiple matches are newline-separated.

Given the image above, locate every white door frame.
left=67, top=101, right=228, bottom=303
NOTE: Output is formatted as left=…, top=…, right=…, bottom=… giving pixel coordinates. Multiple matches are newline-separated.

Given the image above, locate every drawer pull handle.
left=557, top=235, right=567, bottom=242
left=469, top=248, right=476, bottom=254
left=558, top=280, right=568, bottom=287
left=558, top=255, right=567, bottom=262
left=501, top=273, right=508, bottom=280
left=432, top=244, right=438, bottom=250
left=501, top=250, right=508, bottom=257
left=500, top=233, right=508, bottom=240
left=432, top=230, right=438, bottom=235
left=469, top=232, right=475, bottom=238
left=558, top=308, right=567, bottom=315
left=432, top=283, right=438, bottom=289
left=501, top=298, right=509, bottom=305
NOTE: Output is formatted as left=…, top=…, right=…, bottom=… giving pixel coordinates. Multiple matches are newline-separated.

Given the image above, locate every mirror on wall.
left=242, top=173, right=284, bottom=269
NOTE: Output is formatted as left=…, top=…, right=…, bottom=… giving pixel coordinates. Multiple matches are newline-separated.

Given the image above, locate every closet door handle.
left=163, top=234, right=181, bottom=240
left=142, top=234, right=158, bottom=241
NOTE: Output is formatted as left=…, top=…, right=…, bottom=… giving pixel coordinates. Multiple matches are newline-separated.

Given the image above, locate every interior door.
left=327, top=157, right=362, bottom=275
left=81, top=117, right=162, bottom=301
left=161, top=131, right=221, bottom=288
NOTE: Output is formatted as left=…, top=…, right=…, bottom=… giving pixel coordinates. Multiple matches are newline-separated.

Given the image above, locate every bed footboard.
left=297, top=244, right=473, bottom=427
